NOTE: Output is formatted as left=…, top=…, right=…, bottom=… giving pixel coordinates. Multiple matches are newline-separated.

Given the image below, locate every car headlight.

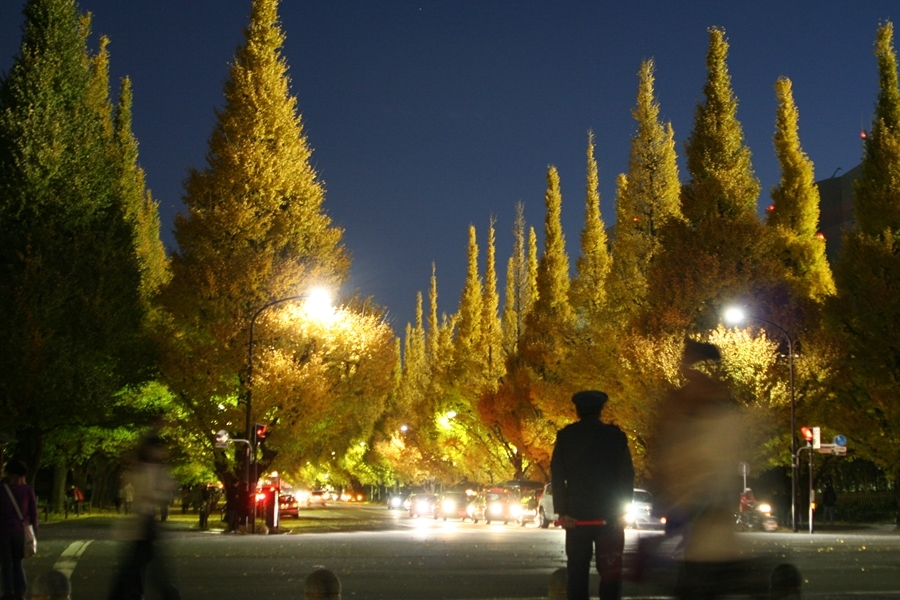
left=510, top=504, right=522, bottom=516
left=390, top=497, right=402, bottom=508
left=443, top=500, right=456, bottom=512
left=625, top=503, right=637, bottom=522
left=758, top=503, right=772, bottom=514
left=490, top=503, right=503, bottom=515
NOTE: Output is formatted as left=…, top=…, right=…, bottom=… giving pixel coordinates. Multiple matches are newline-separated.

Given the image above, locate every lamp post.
left=244, top=290, right=331, bottom=522
left=723, top=307, right=798, bottom=532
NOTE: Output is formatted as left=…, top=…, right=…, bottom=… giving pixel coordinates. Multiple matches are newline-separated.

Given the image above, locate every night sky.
left=1, top=1, right=895, bottom=330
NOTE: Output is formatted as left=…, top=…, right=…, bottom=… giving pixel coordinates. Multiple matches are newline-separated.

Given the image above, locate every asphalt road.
left=26, top=504, right=900, bottom=599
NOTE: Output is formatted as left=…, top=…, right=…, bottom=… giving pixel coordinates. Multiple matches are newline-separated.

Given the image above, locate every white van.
left=537, top=483, right=558, bottom=528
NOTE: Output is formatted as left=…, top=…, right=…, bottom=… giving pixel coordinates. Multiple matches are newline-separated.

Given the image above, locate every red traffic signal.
left=254, top=423, right=268, bottom=441
left=800, top=426, right=814, bottom=443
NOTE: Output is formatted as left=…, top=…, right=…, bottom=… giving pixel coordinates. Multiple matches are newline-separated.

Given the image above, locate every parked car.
left=467, top=490, right=516, bottom=524
left=434, top=492, right=469, bottom=521
left=407, top=493, right=436, bottom=518
left=537, top=482, right=558, bottom=528
left=279, top=493, right=299, bottom=518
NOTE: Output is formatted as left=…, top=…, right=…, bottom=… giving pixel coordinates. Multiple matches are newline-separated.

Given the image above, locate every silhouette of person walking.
left=106, top=430, right=180, bottom=600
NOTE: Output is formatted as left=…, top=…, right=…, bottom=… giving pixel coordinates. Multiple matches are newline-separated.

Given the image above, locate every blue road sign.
left=834, top=434, right=847, bottom=447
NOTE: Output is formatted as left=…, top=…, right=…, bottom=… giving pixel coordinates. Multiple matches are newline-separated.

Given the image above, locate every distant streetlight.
left=245, top=289, right=332, bottom=486
left=724, top=306, right=799, bottom=532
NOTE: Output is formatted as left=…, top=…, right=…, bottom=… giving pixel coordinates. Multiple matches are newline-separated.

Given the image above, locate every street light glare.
left=723, top=306, right=746, bottom=325
left=304, top=288, right=333, bottom=321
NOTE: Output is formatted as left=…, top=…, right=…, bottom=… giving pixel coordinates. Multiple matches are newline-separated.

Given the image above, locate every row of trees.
left=2, top=0, right=898, bottom=514
left=385, top=21, right=900, bottom=513
left=0, top=0, right=398, bottom=505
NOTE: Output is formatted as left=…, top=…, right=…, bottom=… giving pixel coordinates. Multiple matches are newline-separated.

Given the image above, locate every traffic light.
left=800, top=426, right=821, bottom=448
left=800, top=426, right=814, bottom=445
left=254, top=423, right=267, bottom=445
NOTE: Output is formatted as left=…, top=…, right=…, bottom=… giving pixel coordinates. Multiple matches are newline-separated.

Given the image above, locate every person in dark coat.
left=551, top=390, right=634, bottom=600
left=0, top=460, right=37, bottom=600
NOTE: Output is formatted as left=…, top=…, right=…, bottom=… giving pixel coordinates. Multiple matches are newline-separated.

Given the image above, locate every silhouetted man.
left=551, top=390, right=634, bottom=600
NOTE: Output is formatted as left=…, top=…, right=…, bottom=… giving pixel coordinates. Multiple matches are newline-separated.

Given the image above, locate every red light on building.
left=766, top=204, right=775, bottom=212
left=632, top=216, right=639, bottom=222
left=816, top=232, right=825, bottom=240
left=860, top=131, right=867, bottom=139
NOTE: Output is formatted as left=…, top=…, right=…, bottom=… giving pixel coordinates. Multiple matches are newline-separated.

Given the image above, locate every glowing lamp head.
left=723, top=307, right=746, bottom=326
left=303, top=288, right=334, bottom=322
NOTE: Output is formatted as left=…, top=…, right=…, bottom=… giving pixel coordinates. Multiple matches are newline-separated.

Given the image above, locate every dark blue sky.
left=1, top=1, right=895, bottom=330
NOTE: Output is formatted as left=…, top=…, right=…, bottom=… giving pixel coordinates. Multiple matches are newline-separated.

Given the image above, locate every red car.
left=434, top=492, right=469, bottom=520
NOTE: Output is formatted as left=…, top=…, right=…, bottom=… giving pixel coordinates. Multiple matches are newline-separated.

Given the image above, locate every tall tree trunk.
left=51, top=464, right=67, bottom=513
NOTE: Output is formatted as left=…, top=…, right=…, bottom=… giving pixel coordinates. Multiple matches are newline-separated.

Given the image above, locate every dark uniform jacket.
left=550, top=418, right=634, bottom=522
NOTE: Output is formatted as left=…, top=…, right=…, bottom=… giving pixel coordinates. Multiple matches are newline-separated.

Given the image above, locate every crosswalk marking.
left=52, top=540, right=93, bottom=577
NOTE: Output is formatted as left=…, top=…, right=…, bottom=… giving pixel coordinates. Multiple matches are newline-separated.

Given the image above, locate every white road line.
left=52, top=540, right=93, bottom=578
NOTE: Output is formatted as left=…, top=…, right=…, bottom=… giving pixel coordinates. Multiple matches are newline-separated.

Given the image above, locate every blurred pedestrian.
left=181, top=488, right=190, bottom=515
left=198, top=486, right=211, bottom=530
left=106, top=430, right=180, bottom=600
left=551, top=390, right=634, bottom=600
left=651, top=338, right=749, bottom=598
left=122, top=482, right=134, bottom=515
left=0, top=460, right=37, bottom=600
left=822, top=485, right=837, bottom=525
left=70, top=486, right=84, bottom=516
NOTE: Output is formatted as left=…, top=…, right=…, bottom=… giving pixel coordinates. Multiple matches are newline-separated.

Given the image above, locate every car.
left=306, top=490, right=328, bottom=507
left=625, top=488, right=666, bottom=530
left=434, top=492, right=469, bottom=521
left=515, top=489, right=541, bottom=526
left=279, top=493, right=300, bottom=518
left=407, top=493, right=436, bottom=517
left=537, top=482, right=558, bottom=528
left=467, top=490, right=516, bottom=524
left=503, top=479, right=545, bottom=500
left=387, top=493, right=409, bottom=510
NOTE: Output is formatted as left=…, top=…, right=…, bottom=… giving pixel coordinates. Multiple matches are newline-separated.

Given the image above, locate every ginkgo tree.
left=157, top=0, right=398, bottom=489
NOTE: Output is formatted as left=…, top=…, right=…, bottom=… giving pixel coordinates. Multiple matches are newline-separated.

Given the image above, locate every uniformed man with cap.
left=551, top=390, right=634, bottom=600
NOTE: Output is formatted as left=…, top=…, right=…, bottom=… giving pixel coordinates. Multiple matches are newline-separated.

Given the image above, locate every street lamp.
left=244, top=289, right=332, bottom=488
left=723, top=306, right=798, bottom=532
